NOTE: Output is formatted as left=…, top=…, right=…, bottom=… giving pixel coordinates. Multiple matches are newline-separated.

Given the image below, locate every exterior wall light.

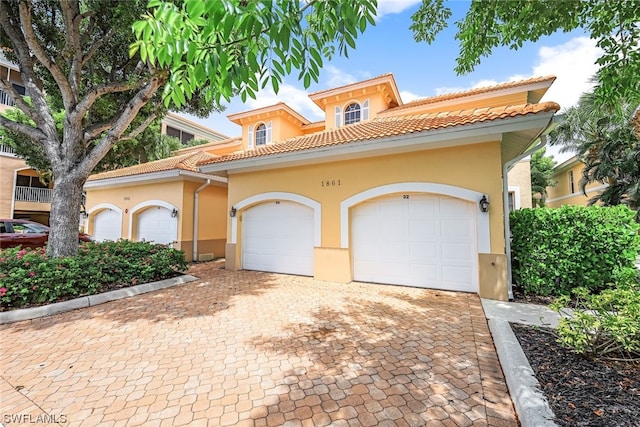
left=171, top=208, right=179, bottom=218
left=479, top=195, right=490, bottom=213
left=229, top=207, right=237, bottom=218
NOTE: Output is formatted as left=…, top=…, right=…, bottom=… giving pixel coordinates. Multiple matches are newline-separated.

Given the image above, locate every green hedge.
left=0, top=240, right=188, bottom=310
left=510, top=205, right=640, bottom=296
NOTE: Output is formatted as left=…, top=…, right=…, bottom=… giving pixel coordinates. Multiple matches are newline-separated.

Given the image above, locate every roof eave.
left=199, top=112, right=557, bottom=175
left=84, top=170, right=227, bottom=189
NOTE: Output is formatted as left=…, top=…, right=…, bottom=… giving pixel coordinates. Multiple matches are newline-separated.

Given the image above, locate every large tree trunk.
left=47, top=173, right=87, bottom=258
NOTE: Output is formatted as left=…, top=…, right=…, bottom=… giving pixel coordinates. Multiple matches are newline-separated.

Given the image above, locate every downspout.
left=503, top=135, right=548, bottom=300
left=192, top=179, right=211, bottom=262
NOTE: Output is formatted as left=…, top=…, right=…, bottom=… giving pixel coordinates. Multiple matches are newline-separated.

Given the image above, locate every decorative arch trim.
left=128, top=200, right=178, bottom=240
left=231, top=192, right=321, bottom=246
left=340, top=182, right=490, bottom=252
left=87, top=203, right=122, bottom=215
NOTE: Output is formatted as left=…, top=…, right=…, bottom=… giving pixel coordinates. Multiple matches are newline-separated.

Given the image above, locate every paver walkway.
left=1, top=262, right=517, bottom=426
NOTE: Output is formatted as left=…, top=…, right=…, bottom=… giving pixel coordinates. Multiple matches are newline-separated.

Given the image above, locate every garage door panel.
left=93, top=209, right=121, bottom=242
left=440, top=198, right=471, bottom=215
left=242, top=201, right=314, bottom=276
left=137, top=207, right=177, bottom=245
left=352, top=193, right=478, bottom=292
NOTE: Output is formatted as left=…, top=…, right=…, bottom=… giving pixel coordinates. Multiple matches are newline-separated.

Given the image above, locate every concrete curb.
left=488, top=318, right=557, bottom=427
left=0, top=274, right=199, bottom=325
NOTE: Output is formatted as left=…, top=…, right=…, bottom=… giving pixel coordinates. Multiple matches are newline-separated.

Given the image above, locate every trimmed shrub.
left=551, top=283, right=640, bottom=361
left=0, top=240, right=188, bottom=310
left=510, top=205, right=640, bottom=296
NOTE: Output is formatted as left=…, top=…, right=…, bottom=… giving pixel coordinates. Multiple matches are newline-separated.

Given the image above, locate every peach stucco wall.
left=85, top=180, right=227, bottom=259
left=547, top=162, right=605, bottom=208
left=507, top=160, right=532, bottom=209
left=225, top=141, right=509, bottom=300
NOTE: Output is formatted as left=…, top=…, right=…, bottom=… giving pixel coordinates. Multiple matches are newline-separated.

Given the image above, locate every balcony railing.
left=14, top=186, right=53, bottom=203
left=0, top=143, right=16, bottom=155
left=0, top=88, right=14, bottom=107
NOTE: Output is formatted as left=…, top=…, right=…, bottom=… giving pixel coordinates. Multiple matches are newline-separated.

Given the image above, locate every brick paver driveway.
left=1, top=262, right=516, bottom=426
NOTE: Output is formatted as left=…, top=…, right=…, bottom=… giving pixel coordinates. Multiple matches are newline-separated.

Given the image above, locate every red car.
left=0, top=218, right=92, bottom=249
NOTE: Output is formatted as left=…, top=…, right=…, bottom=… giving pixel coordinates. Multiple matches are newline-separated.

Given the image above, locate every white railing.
left=0, top=89, right=14, bottom=107
left=14, top=186, right=53, bottom=203
left=0, top=143, right=16, bottom=155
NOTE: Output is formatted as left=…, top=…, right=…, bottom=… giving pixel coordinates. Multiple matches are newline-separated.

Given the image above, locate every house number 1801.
left=321, top=180, right=341, bottom=187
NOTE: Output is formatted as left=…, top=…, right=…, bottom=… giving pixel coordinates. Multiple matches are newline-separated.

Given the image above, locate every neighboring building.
left=85, top=73, right=559, bottom=301
left=0, top=50, right=227, bottom=225
left=546, top=156, right=607, bottom=207
left=506, top=158, right=533, bottom=211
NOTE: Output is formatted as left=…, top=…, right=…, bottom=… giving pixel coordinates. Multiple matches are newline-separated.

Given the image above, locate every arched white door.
left=137, top=206, right=177, bottom=245
left=351, top=193, right=477, bottom=292
left=93, top=209, right=121, bottom=242
left=242, top=201, right=314, bottom=276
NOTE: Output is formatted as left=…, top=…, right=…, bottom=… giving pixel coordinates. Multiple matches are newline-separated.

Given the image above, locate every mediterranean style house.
left=546, top=155, right=607, bottom=207
left=84, top=73, right=559, bottom=300
left=0, top=50, right=227, bottom=225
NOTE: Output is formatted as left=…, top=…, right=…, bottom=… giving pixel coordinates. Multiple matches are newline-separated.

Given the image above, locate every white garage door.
left=352, top=193, right=477, bottom=292
left=137, top=206, right=177, bottom=245
left=242, top=201, right=314, bottom=276
left=93, top=209, right=121, bottom=242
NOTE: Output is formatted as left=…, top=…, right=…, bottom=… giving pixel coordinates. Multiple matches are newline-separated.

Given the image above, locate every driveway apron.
left=1, top=263, right=517, bottom=426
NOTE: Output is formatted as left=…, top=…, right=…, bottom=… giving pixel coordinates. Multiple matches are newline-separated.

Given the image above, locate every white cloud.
left=376, top=0, right=422, bottom=18
left=247, top=83, right=324, bottom=120
left=399, top=90, right=424, bottom=103
left=434, top=37, right=600, bottom=111
left=534, top=37, right=601, bottom=110
left=324, top=65, right=358, bottom=87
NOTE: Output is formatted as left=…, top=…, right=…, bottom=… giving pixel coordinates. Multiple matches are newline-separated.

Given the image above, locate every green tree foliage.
left=530, top=149, right=557, bottom=207
left=550, top=92, right=640, bottom=217
left=410, top=0, right=640, bottom=109
left=131, top=0, right=377, bottom=108
left=0, top=0, right=376, bottom=257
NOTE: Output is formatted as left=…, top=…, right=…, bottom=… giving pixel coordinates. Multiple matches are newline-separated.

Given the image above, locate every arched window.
left=255, top=123, right=267, bottom=146
left=344, top=103, right=361, bottom=125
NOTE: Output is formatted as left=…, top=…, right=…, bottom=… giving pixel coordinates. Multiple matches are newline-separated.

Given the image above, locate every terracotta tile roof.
left=385, top=76, right=557, bottom=113
left=175, top=137, right=242, bottom=155
left=198, top=102, right=560, bottom=166
left=88, top=151, right=218, bottom=181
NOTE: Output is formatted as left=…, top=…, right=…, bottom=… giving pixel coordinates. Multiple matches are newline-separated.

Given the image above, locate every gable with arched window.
left=335, top=99, right=369, bottom=128
left=247, top=121, right=272, bottom=149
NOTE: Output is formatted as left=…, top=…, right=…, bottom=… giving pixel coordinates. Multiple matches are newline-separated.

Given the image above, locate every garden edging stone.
left=482, top=299, right=560, bottom=427
left=0, top=274, right=198, bottom=325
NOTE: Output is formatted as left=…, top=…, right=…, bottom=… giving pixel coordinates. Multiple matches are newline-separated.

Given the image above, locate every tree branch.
left=75, top=80, right=145, bottom=119
left=82, top=28, right=113, bottom=68
left=120, top=113, right=157, bottom=141
left=0, top=76, right=40, bottom=124
left=0, top=1, right=60, bottom=163
left=60, top=0, right=83, bottom=100
left=18, top=0, right=75, bottom=109
left=79, top=72, right=168, bottom=176
left=0, top=115, right=47, bottom=143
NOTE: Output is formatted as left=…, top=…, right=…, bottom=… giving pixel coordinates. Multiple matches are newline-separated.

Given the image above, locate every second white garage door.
left=93, top=209, right=121, bottom=242
left=137, top=206, right=177, bottom=245
left=352, top=193, right=477, bottom=292
left=242, top=201, right=314, bottom=276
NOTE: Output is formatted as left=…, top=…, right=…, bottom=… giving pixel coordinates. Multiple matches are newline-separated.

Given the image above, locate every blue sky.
left=178, top=1, right=600, bottom=162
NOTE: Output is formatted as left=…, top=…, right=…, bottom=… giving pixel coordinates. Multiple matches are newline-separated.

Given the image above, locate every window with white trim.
left=255, top=123, right=267, bottom=146
left=335, top=106, right=342, bottom=128
left=508, top=191, right=516, bottom=212
left=569, top=170, right=575, bottom=193
left=344, top=103, right=361, bottom=125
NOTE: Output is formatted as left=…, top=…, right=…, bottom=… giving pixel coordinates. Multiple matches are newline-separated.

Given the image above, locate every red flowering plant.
left=0, top=241, right=187, bottom=310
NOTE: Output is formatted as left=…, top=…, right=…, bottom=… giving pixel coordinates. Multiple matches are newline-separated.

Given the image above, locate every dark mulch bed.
left=511, top=323, right=640, bottom=427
